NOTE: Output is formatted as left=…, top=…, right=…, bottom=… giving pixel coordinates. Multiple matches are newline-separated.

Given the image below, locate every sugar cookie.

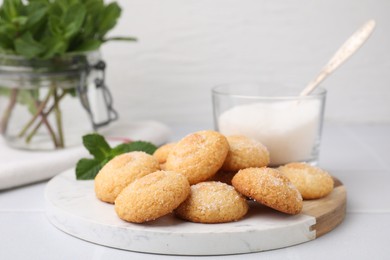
left=278, top=162, right=334, bottom=199
left=165, top=130, right=229, bottom=184
left=175, top=181, right=248, bottom=223
left=222, top=135, right=270, bottom=171
left=153, top=142, right=176, bottom=164
left=94, top=151, right=160, bottom=203
left=115, top=171, right=190, bottom=223
left=232, top=167, right=302, bottom=215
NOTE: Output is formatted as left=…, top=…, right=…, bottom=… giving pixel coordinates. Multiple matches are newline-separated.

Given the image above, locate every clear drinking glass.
left=212, top=83, right=326, bottom=166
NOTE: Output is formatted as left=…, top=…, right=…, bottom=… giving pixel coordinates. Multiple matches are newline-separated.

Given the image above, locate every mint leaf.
left=112, top=141, right=157, bottom=156
left=76, top=158, right=109, bottom=180
left=14, top=32, right=45, bottom=58
left=17, top=89, right=39, bottom=115
left=75, top=134, right=158, bottom=180
left=47, top=1, right=63, bottom=18
left=97, top=2, right=121, bottom=36
left=0, top=0, right=136, bottom=59
left=63, top=4, right=86, bottom=39
left=25, top=3, right=47, bottom=29
left=41, top=36, right=68, bottom=58
left=48, top=15, right=63, bottom=36
left=11, top=16, right=28, bottom=27
left=82, top=133, right=111, bottom=160
left=1, top=0, right=23, bottom=22
left=25, top=5, right=48, bottom=37
left=73, top=39, right=101, bottom=52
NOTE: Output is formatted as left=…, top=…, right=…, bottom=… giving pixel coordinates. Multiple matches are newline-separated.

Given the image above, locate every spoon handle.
left=300, top=19, right=376, bottom=96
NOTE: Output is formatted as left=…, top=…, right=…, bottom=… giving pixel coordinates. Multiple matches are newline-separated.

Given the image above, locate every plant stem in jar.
left=18, top=88, right=55, bottom=138
left=25, top=103, right=60, bottom=148
left=53, top=86, right=64, bottom=148
left=25, top=91, right=68, bottom=146
left=19, top=88, right=63, bottom=148
left=0, top=88, right=19, bottom=134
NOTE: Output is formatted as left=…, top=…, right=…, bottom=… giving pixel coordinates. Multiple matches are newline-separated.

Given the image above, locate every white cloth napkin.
left=0, top=120, right=171, bottom=190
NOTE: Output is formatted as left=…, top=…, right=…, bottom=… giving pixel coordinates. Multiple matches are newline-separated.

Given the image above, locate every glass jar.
left=0, top=51, right=117, bottom=150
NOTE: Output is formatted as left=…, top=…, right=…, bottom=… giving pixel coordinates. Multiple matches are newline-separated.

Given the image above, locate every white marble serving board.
left=45, top=169, right=317, bottom=255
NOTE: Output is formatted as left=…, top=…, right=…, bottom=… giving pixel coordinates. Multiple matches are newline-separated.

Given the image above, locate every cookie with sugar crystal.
left=94, top=151, right=160, bottom=204
left=278, top=162, right=334, bottom=200
left=165, top=130, right=229, bottom=184
left=222, top=135, right=270, bottom=171
left=115, top=171, right=190, bottom=223
left=232, top=167, right=303, bottom=215
left=153, top=142, right=176, bottom=170
left=175, top=181, right=248, bottom=223
left=153, top=142, right=176, bottom=164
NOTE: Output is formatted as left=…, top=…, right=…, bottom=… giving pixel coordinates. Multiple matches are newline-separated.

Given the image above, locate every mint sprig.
left=75, top=133, right=157, bottom=180
left=0, top=0, right=137, bottom=59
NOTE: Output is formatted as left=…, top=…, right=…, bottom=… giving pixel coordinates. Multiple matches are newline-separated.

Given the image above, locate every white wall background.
left=101, top=0, right=389, bottom=127
left=1, top=0, right=388, bottom=126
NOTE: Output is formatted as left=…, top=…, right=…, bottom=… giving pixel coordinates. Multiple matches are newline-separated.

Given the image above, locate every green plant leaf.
left=75, top=158, right=108, bottom=180
left=11, top=16, right=28, bottom=27
left=97, top=2, right=121, bottom=37
left=82, top=133, right=112, bottom=160
left=55, top=0, right=71, bottom=14
left=47, top=1, right=63, bottom=18
left=48, top=15, right=63, bottom=36
left=83, top=0, right=103, bottom=35
left=112, top=141, right=157, bottom=156
left=41, top=36, right=68, bottom=58
left=75, top=134, right=158, bottom=180
left=63, top=3, right=85, bottom=25
left=1, top=0, right=24, bottom=22
left=63, top=3, right=86, bottom=39
left=67, top=87, right=77, bottom=97
left=14, top=32, right=45, bottom=58
left=26, top=4, right=48, bottom=29
left=0, top=24, right=16, bottom=50
left=16, top=89, right=39, bottom=115
left=72, top=39, right=101, bottom=52
left=0, top=24, right=14, bottom=34
left=1, top=0, right=135, bottom=59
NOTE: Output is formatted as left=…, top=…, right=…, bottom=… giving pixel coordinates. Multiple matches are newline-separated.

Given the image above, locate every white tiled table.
left=1, top=123, right=389, bottom=260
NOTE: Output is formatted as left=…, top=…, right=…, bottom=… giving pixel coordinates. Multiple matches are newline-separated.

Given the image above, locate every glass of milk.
left=212, top=83, right=326, bottom=166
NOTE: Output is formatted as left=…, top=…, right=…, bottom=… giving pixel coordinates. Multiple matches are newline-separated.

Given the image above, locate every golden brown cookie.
left=159, top=163, right=167, bottom=171
left=278, top=162, right=334, bottom=200
left=175, top=181, right=248, bottom=223
left=222, top=135, right=270, bottom=171
left=232, top=167, right=302, bottom=215
left=165, top=130, right=229, bottom=184
left=153, top=142, right=176, bottom=164
left=94, top=151, right=160, bottom=204
left=115, top=171, right=190, bottom=223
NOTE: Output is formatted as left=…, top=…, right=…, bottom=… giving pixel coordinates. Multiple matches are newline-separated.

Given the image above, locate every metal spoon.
left=300, top=19, right=376, bottom=96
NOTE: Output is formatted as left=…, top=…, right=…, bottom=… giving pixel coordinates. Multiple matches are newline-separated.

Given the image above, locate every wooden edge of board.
left=302, top=177, right=347, bottom=238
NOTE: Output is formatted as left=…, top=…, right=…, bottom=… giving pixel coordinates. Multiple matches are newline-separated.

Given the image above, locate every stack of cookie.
left=94, top=130, right=334, bottom=224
